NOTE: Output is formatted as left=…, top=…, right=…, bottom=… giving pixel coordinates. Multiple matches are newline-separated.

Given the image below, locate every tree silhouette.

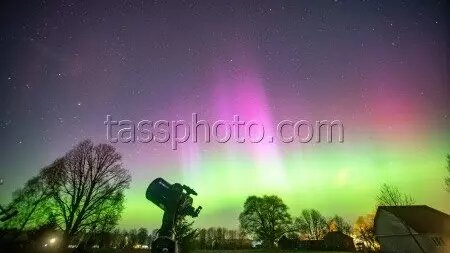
left=137, top=227, right=149, bottom=245
left=294, top=209, right=327, bottom=240
left=239, top=195, right=291, bottom=248
left=90, top=191, right=125, bottom=233
left=352, top=214, right=379, bottom=251
left=107, top=229, right=123, bottom=248
left=327, top=215, right=351, bottom=235
left=376, top=183, right=415, bottom=206
left=196, top=228, right=207, bottom=249
left=2, top=175, right=53, bottom=231
left=194, top=227, right=249, bottom=250
left=206, top=227, right=215, bottom=248
left=128, top=229, right=138, bottom=246
left=41, top=140, right=131, bottom=240
left=174, top=216, right=198, bottom=253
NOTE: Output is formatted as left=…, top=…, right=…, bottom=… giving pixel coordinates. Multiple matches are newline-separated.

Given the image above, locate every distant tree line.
left=194, top=227, right=251, bottom=250
left=238, top=195, right=353, bottom=248
left=72, top=227, right=153, bottom=249
left=237, top=182, right=416, bottom=252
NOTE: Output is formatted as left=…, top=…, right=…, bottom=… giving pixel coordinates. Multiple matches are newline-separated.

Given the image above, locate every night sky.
left=0, top=0, right=448, bottom=230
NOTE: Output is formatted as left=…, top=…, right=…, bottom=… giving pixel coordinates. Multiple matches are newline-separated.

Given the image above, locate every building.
left=298, top=239, right=325, bottom=250
left=374, top=205, right=450, bottom=253
left=277, top=231, right=355, bottom=251
left=323, top=231, right=356, bottom=251
left=277, top=235, right=299, bottom=250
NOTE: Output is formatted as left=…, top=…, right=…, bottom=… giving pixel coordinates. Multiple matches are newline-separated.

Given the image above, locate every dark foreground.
left=0, top=249, right=352, bottom=253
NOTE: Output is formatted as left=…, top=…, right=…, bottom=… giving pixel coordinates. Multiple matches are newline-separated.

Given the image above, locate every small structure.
left=278, top=232, right=355, bottom=251
left=277, top=235, right=299, bottom=250
left=324, top=231, right=356, bottom=251
left=374, top=205, right=450, bottom=253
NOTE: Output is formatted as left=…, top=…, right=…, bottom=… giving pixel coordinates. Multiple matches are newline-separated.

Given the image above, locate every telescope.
left=146, top=178, right=202, bottom=253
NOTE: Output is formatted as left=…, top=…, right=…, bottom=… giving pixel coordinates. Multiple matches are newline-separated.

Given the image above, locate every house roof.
left=324, top=231, right=352, bottom=239
left=376, top=205, right=450, bottom=234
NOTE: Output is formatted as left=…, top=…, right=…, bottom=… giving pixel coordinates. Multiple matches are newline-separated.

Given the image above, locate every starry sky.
left=0, top=0, right=448, bottom=230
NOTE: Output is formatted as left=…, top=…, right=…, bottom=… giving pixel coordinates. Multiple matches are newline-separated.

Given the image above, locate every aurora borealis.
left=0, top=0, right=448, bottom=230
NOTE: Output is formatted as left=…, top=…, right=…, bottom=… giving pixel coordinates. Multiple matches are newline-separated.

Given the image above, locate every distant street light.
left=49, top=237, right=57, bottom=244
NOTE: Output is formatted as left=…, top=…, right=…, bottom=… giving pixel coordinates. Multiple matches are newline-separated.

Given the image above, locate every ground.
left=0, top=248, right=354, bottom=253
left=193, top=251, right=350, bottom=253
left=77, top=250, right=352, bottom=253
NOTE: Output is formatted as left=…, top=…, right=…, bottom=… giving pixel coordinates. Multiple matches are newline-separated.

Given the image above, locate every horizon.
left=0, top=0, right=449, bottom=233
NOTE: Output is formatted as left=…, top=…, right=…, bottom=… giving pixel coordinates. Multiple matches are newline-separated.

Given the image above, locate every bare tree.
left=41, top=140, right=131, bottom=240
left=294, top=209, right=327, bottom=240
left=353, top=214, right=380, bottom=251
left=327, top=215, right=351, bottom=235
left=206, top=227, right=215, bottom=249
left=376, top=183, right=415, bottom=206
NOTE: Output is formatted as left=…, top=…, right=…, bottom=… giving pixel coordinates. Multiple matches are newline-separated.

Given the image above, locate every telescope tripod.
left=146, top=179, right=201, bottom=253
